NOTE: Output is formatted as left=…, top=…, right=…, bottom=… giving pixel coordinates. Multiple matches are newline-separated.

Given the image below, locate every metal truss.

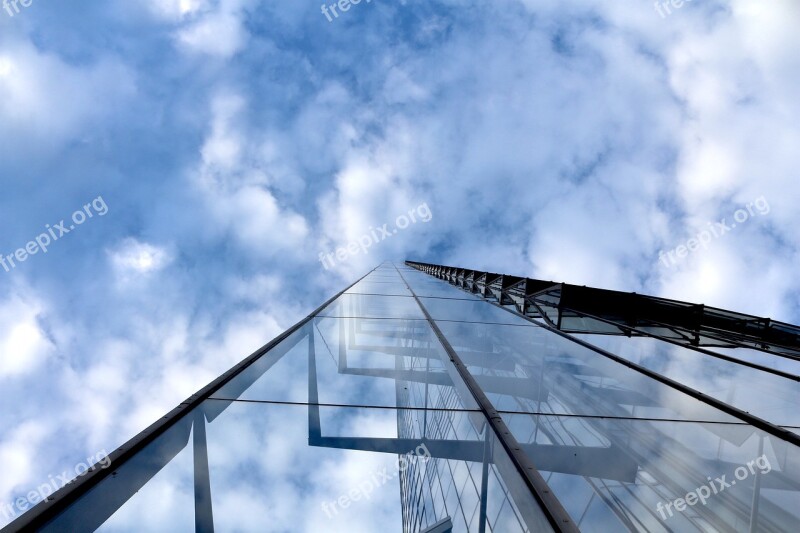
left=405, top=261, right=800, bottom=360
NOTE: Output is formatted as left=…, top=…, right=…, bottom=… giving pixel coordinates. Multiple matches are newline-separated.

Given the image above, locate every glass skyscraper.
left=3, top=261, right=799, bottom=532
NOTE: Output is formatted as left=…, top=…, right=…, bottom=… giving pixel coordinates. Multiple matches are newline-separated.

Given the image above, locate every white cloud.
left=176, top=0, right=253, bottom=58
left=0, top=294, right=54, bottom=379
left=109, top=238, right=173, bottom=276
left=201, top=92, right=246, bottom=171
left=147, top=0, right=208, bottom=20
left=0, top=43, right=135, bottom=146
left=178, top=10, right=245, bottom=58
left=0, top=57, right=12, bottom=77
left=0, top=421, right=49, bottom=502
left=193, top=91, right=310, bottom=254
left=144, top=0, right=253, bottom=58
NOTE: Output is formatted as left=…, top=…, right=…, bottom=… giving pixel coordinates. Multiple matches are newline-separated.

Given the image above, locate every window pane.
left=499, top=413, right=800, bottom=533
left=319, top=294, right=424, bottom=320
left=570, top=334, right=800, bottom=428
left=211, top=317, right=480, bottom=411
left=435, top=320, right=739, bottom=423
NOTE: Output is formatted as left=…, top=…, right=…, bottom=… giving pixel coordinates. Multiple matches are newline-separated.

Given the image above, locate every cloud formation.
left=0, top=0, right=798, bottom=528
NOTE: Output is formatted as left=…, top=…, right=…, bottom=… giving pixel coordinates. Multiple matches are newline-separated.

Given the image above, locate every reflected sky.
left=571, top=334, right=800, bottom=429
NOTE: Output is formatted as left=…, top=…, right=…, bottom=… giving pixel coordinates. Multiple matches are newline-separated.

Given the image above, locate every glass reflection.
left=500, top=413, right=800, bottom=532
left=319, top=294, right=424, bottom=320
left=434, top=320, right=738, bottom=423
left=420, top=298, right=532, bottom=326
left=346, top=281, right=412, bottom=296
left=38, top=402, right=554, bottom=532
left=711, top=345, right=800, bottom=376
left=570, top=334, right=800, bottom=428
left=211, top=318, right=478, bottom=411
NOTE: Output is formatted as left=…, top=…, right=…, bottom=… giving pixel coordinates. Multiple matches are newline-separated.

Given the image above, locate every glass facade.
left=3, top=262, right=800, bottom=532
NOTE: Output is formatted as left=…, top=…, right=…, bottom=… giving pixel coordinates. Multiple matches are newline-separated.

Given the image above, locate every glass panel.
left=210, top=326, right=309, bottom=404
left=96, top=426, right=195, bottom=532
left=411, top=286, right=478, bottom=299
left=404, top=274, right=480, bottom=301
left=710, top=346, right=800, bottom=376
left=204, top=403, right=554, bottom=533
left=632, top=319, right=800, bottom=359
left=419, top=298, right=532, bottom=327
left=319, top=294, right=425, bottom=320
left=401, top=276, right=482, bottom=300
left=363, top=274, right=404, bottom=281
left=37, top=416, right=196, bottom=532
left=569, top=334, right=800, bottom=428
left=346, top=281, right=412, bottom=296
left=211, top=317, right=479, bottom=411
left=558, top=314, right=630, bottom=335
left=363, top=269, right=403, bottom=281
left=38, top=403, right=554, bottom=532
left=434, top=320, right=740, bottom=423
left=499, top=413, right=800, bottom=533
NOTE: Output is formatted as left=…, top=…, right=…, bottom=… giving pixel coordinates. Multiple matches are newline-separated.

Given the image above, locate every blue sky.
left=1, top=0, right=799, bottom=526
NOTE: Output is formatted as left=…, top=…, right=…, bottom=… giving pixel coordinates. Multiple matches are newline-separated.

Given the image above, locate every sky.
left=0, top=0, right=799, bottom=528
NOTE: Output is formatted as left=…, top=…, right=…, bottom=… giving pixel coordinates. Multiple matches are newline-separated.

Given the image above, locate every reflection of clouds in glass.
left=712, top=345, right=800, bottom=376
left=99, top=437, right=194, bottom=532
left=210, top=316, right=468, bottom=410
left=574, top=334, right=800, bottom=427
left=205, top=402, right=402, bottom=531
left=436, top=320, right=736, bottom=423
left=502, top=412, right=797, bottom=531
